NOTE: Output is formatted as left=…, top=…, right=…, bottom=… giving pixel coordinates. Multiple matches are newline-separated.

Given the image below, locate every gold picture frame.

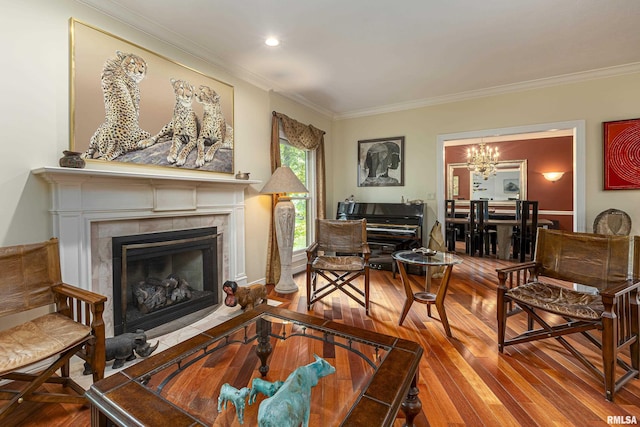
left=69, top=18, right=234, bottom=173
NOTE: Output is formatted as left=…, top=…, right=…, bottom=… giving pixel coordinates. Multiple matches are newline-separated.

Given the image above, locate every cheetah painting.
left=71, top=20, right=234, bottom=173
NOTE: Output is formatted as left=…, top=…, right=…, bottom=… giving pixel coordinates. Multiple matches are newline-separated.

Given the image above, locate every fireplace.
left=112, top=227, right=220, bottom=335
left=34, top=166, right=255, bottom=337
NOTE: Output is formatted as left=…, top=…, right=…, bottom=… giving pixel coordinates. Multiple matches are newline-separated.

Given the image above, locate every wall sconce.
left=542, top=172, right=564, bottom=182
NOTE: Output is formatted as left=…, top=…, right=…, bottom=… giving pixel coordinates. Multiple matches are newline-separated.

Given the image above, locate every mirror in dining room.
left=447, top=160, right=527, bottom=202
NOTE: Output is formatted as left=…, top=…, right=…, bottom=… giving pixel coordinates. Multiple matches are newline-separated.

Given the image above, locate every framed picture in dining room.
left=603, top=118, right=640, bottom=190
left=357, top=136, right=405, bottom=187
left=503, top=179, right=520, bottom=193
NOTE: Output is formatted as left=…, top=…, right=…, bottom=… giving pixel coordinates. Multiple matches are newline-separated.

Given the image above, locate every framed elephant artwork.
left=70, top=18, right=234, bottom=173
left=357, top=136, right=405, bottom=187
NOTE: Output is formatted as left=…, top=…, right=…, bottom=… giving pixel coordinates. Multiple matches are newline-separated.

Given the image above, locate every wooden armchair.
left=306, top=219, right=371, bottom=315
left=497, top=229, right=639, bottom=401
left=0, top=238, right=106, bottom=420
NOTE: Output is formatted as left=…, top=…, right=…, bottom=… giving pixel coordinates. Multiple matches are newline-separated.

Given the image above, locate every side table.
left=392, top=250, right=462, bottom=337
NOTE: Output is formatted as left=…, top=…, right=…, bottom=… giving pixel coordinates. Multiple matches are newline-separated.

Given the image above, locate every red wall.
left=445, top=136, right=573, bottom=230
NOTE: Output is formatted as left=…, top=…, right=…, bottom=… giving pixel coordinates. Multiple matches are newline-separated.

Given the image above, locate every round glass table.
left=392, top=250, right=462, bottom=337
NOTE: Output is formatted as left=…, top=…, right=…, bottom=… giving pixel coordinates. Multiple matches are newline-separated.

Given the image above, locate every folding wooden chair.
left=306, top=219, right=371, bottom=315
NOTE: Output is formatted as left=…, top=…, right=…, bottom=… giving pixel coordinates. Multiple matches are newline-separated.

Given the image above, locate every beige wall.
left=332, top=73, right=640, bottom=238
left=0, top=0, right=330, bottom=285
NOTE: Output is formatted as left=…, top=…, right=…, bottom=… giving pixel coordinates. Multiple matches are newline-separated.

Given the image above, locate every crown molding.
left=334, top=62, right=640, bottom=120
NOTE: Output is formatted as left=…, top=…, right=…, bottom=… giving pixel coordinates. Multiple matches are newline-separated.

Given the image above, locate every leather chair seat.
left=0, top=313, right=91, bottom=375
left=507, top=281, right=604, bottom=320
left=312, top=255, right=365, bottom=271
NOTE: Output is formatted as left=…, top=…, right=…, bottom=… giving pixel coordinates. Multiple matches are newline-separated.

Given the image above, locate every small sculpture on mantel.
left=59, top=150, right=86, bottom=168
left=223, top=281, right=268, bottom=310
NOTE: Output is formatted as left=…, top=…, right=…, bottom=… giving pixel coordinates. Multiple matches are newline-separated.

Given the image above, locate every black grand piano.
left=336, top=202, right=425, bottom=271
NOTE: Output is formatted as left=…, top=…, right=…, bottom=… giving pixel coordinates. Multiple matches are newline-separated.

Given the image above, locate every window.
left=280, top=139, right=315, bottom=252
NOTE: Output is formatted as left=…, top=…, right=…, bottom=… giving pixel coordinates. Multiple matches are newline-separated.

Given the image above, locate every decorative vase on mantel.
left=59, top=150, right=86, bottom=169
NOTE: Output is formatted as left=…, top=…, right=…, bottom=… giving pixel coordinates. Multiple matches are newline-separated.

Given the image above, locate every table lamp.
left=261, top=166, right=309, bottom=293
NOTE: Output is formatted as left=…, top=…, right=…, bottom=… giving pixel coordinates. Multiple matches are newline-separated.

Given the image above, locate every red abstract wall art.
left=603, top=118, right=640, bottom=190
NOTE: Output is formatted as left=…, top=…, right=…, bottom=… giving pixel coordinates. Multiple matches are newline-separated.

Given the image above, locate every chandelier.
left=467, top=141, right=499, bottom=180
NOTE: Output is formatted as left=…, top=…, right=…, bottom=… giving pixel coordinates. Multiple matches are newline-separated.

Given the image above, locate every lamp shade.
left=260, top=166, right=309, bottom=194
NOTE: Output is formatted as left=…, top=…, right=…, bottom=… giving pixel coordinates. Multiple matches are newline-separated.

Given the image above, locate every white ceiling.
left=78, top=0, right=640, bottom=119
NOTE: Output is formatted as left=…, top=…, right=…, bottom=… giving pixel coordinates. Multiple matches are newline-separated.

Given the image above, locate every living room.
left=2, top=1, right=640, bottom=425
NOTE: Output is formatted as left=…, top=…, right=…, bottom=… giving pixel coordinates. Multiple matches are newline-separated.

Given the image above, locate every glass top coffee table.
left=86, top=305, right=423, bottom=426
left=392, top=250, right=462, bottom=337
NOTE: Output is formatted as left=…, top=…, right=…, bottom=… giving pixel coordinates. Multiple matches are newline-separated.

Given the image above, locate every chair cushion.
left=312, top=256, right=365, bottom=272
left=0, top=313, right=92, bottom=375
left=506, top=281, right=604, bottom=320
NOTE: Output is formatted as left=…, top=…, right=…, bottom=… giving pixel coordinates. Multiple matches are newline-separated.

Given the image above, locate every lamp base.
left=274, top=197, right=299, bottom=294
left=274, top=275, right=298, bottom=294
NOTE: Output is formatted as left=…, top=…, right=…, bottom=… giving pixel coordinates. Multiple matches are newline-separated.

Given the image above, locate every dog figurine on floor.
left=223, top=281, right=267, bottom=310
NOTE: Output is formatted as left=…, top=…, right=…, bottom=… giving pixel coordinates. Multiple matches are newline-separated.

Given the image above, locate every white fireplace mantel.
left=32, top=166, right=259, bottom=292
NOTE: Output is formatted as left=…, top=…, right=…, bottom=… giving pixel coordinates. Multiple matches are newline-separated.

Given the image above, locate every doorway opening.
left=436, top=120, right=585, bottom=232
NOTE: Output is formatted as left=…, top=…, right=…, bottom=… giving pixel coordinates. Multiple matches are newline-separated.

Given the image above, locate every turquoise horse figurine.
left=257, top=355, right=335, bottom=427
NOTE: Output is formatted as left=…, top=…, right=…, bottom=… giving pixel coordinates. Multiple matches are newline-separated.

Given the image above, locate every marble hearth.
left=33, top=166, right=258, bottom=336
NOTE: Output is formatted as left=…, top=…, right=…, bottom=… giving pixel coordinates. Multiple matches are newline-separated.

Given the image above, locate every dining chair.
left=467, top=200, right=496, bottom=257
left=445, top=199, right=458, bottom=251
left=512, top=200, right=538, bottom=262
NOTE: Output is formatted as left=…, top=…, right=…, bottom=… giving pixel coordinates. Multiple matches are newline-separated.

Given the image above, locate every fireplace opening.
left=112, top=227, right=219, bottom=335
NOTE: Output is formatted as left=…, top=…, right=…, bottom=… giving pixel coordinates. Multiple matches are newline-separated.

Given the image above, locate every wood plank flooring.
left=6, top=252, right=640, bottom=426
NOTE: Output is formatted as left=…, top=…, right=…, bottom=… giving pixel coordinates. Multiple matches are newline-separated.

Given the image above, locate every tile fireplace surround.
left=33, top=166, right=258, bottom=336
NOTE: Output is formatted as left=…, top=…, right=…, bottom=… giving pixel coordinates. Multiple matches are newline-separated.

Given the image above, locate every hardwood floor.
left=6, top=252, right=640, bottom=426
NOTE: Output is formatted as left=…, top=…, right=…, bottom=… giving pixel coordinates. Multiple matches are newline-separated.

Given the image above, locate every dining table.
left=445, top=216, right=554, bottom=260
